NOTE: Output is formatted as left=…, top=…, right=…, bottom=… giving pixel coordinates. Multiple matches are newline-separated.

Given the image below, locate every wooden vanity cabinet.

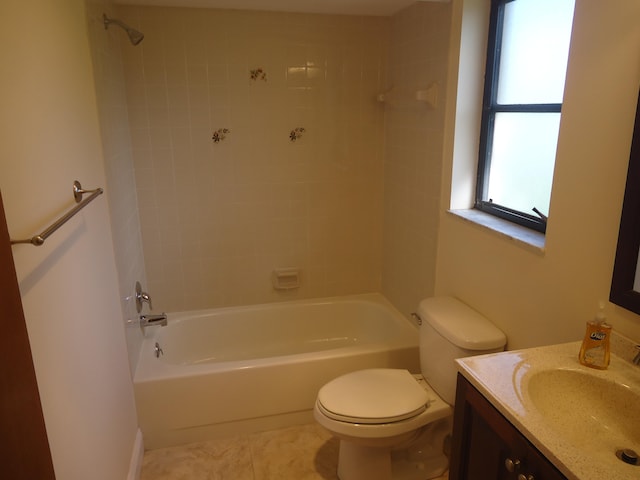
left=449, top=374, right=567, bottom=480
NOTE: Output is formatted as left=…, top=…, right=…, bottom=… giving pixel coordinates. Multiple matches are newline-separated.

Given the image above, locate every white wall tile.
left=118, top=5, right=389, bottom=311
left=381, top=2, right=453, bottom=317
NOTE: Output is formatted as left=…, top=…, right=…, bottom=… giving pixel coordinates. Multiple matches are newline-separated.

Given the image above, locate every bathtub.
left=134, top=293, right=420, bottom=449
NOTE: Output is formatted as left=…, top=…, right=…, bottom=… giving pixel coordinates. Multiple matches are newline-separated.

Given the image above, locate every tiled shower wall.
left=382, top=2, right=452, bottom=316
left=117, top=6, right=389, bottom=312
left=86, top=0, right=148, bottom=373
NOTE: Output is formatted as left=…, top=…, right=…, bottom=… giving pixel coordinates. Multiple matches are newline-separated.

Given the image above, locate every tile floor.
left=140, top=423, right=450, bottom=480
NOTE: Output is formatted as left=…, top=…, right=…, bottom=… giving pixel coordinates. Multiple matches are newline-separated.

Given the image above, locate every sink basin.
left=526, top=368, right=640, bottom=455
left=457, top=342, right=640, bottom=479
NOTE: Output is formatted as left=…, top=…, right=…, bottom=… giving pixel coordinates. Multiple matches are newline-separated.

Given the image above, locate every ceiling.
left=112, top=0, right=448, bottom=17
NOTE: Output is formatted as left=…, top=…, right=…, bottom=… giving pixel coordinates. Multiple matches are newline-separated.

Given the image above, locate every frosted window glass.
left=497, top=0, right=575, bottom=104
left=487, top=112, right=561, bottom=215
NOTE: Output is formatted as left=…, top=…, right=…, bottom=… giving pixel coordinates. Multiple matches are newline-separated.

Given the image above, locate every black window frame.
left=475, top=0, right=565, bottom=234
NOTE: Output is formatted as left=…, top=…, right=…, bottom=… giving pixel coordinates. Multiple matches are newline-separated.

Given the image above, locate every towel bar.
left=10, top=181, right=104, bottom=246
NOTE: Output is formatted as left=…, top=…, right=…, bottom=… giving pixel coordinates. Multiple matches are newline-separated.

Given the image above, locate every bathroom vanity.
left=449, top=341, right=640, bottom=480
left=450, top=374, right=565, bottom=480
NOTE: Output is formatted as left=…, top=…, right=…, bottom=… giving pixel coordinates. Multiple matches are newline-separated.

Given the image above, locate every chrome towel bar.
left=11, top=181, right=104, bottom=246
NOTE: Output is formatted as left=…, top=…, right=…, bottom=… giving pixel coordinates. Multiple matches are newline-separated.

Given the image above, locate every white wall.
left=437, top=0, right=640, bottom=349
left=0, top=1, right=139, bottom=479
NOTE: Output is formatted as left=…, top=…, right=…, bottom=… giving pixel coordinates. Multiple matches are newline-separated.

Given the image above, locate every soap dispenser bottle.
left=578, top=302, right=611, bottom=369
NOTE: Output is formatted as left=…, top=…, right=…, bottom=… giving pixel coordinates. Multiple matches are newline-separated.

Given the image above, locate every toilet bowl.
left=314, top=369, right=452, bottom=480
left=314, top=297, right=506, bottom=480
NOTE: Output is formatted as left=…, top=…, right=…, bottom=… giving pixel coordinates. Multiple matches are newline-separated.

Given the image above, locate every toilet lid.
left=317, top=369, right=429, bottom=424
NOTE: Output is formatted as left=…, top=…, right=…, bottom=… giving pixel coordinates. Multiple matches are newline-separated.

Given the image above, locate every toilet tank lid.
left=418, top=297, right=506, bottom=350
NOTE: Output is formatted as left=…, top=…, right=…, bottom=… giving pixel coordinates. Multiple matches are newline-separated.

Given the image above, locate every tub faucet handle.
left=135, top=281, right=153, bottom=313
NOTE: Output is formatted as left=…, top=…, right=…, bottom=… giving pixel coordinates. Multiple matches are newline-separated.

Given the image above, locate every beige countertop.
left=456, top=340, right=640, bottom=480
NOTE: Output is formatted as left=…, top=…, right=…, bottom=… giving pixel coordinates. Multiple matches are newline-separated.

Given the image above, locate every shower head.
left=103, top=13, right=144, bottom=46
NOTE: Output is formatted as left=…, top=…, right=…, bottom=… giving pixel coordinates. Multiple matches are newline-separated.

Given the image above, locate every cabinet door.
left=450, top=374, right=518, bottom=479
left=450, top=374, right=566, bottom=480
left=463, top=406, right=512, bottom=480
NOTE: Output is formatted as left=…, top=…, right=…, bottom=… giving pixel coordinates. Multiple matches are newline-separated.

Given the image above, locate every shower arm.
left=103, top=13, right=144, bottom=45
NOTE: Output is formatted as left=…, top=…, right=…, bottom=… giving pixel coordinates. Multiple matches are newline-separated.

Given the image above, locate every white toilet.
left=314, top=297, right=506, bottom=480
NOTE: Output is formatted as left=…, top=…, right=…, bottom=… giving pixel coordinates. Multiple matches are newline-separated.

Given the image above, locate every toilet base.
left=390, top=445, right=448, bottom=480
left=335, top=419, right=450, bottom=480
left=338, top=441, right=392, bottom=480
left=336, top=440, right=448, bottom=480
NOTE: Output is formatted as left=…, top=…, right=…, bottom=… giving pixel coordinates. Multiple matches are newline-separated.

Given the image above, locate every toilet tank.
left=418, top=297, right=506, bottom=405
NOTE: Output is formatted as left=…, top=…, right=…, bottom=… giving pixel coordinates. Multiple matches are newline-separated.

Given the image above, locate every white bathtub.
left=134, top=293, right=419, bottom=449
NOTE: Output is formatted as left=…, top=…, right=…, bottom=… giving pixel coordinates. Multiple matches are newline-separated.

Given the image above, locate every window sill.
left=447, top=209, right=546, bottom=254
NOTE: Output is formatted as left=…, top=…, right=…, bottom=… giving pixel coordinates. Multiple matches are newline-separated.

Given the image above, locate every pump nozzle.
left=595, top=301, right=606, bottom=324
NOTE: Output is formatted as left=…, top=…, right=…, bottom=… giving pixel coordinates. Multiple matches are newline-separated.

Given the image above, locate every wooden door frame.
left=0, top=190, right=56, bottom=479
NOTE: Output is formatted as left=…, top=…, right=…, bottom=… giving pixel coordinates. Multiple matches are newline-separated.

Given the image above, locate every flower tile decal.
left=289, top=127, right=306, bottom=142
left=250, top=68, right=267, bottom=82
left=212, top=128, right=230, bottom=143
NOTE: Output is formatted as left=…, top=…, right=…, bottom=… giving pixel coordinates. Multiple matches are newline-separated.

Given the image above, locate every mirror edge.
left=610, top=89, right=640, bottom=315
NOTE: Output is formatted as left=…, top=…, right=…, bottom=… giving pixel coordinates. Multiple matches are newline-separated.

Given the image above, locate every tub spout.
left=140, top=313, right=167, bottom=328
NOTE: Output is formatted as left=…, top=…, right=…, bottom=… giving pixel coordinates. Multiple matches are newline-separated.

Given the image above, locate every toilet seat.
left=317, top=369, right=430, bottom=424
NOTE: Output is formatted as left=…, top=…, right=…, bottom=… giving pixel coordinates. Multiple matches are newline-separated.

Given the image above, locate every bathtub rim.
left=134, top=292, right=418, bottom=384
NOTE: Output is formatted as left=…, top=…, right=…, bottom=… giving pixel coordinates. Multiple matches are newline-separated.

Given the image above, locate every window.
left=476, top=0, right=575, bottom=233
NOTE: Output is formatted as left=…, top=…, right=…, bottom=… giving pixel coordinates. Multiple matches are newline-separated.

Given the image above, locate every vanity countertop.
left=456, top=340, right=640, bottom=480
